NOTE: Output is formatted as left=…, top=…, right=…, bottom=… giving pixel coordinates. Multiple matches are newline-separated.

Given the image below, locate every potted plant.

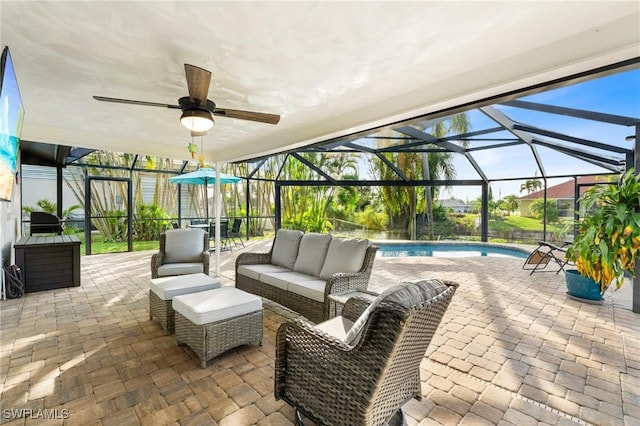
left=565, top=169, right=640, bottom=302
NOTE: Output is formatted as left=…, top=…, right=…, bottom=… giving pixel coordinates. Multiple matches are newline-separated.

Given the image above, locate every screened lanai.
left=233, top=62, right=638, bottom=238
left=20, top=60, right=639, bottom=235
left=17, top=59, right=640, bottom=311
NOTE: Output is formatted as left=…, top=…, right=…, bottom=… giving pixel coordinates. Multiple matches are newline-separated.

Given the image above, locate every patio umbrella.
left=168, top=168, right=241, bottom=224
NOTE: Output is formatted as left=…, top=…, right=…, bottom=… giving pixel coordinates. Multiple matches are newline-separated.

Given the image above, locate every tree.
left=420, top=114, right=471, bottom=239
left=22, top=199, right=81, bottom=219
left=530, top=199, right=559, bottom=223
left=501, top=194, right=519, bottom=215
left=520, top=178, right=543, bottom=194
left=368, top=113, right=470, bottom=239
left=281, top=152, right=358, bottom=232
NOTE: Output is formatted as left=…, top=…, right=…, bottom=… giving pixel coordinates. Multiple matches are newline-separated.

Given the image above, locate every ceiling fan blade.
left=213, top=108, right=280, bottom=125
left=93, top=96, right=180, bottom=109
left=184, top=64, right=211, bottom=106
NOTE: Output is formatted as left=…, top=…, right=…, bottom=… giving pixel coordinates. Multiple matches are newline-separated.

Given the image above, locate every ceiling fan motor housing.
left=178, top=96, right=216, bottom=113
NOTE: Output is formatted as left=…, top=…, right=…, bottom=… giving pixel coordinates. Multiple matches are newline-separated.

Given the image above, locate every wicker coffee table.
left=173, top=287, right=263, bottom=368
left=149, top=273, right=221, bottom=334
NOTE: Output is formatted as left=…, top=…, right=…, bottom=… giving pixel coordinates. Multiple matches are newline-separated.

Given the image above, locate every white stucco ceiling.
left=1, top=1, right=639, bottom=165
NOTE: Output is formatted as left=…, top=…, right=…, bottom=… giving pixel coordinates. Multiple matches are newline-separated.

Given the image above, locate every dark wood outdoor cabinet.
left=14, top=235, right=81, bottom=293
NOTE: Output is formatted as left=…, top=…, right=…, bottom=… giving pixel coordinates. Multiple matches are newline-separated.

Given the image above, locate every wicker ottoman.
left=173, top=287, right=263, bottom=368
left=149, top=273, right=221, bottom=335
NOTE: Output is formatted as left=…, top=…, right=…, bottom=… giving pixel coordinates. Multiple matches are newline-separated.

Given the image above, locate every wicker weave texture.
left=235, top=244, right=378, bottom=323
left=175, top=310, right=263, bottom=368
left=274, top=280, right=458, bottom=426
left=149, top=290, right=175, bottom=335
left=151, top=231, right=210, bottom=279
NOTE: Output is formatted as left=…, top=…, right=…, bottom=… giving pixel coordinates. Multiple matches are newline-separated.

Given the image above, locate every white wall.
left=1, top=156, right=22, bottom=271
left=21, top=165, right=82, bottom=211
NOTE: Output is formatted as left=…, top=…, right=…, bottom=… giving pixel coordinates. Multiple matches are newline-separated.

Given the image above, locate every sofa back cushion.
left=164, top=229, right=205, bottom=263
left=319, top=238, right=369, bottom=280
left=293, top=233, right=332, bottom=277
left=271, top=229, right=304, bottom=270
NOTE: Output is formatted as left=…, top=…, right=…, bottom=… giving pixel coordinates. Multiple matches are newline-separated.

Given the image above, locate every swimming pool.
left=375, top=242, right=529, bottom=259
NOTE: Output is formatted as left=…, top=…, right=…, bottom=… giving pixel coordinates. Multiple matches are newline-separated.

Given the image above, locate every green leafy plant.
left=134, top=203, right=171, bottom=241
left=23, top=199, right=81, bottom=219
left=566, top=169, right=640, bottom=291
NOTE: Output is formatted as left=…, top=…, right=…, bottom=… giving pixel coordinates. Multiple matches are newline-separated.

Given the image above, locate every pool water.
left=376, top=242, right=529, bottom=259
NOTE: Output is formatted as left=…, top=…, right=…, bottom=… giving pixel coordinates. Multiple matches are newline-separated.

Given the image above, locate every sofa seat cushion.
left=173, top=287, right=262, bottom=325
left=150, top=273, right=221, bottom=300
left=260, top=271, right=318, bottom=291
left=293, top=233, right=332, bottom=277
left=237, top=264, right=290, bottom=281
left=288, top=279, right=327, bottom=303
left=271, top=229, right=304, bottom=270
left=164, top=229, right=206, bottom=263
left=157, top=263, right=205, bottom=277
left=315, top=316, right=355, bottom=341
left=319, top=238, right=369, bottom=280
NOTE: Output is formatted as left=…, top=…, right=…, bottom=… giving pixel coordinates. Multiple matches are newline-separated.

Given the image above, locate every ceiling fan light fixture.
left=180, top=108, right=214, bottom=132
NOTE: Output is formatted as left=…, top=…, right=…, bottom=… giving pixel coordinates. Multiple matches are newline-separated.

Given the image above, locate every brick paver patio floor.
left=1, top=238, right=638, bottom=425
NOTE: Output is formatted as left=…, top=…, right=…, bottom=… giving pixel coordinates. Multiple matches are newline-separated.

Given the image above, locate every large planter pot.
left=564, top=269, right=604, bottom=304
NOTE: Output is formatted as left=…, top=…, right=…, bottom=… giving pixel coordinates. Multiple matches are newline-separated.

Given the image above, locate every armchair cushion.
left=293, top=233, right=332, bottom=277
left=271, top=229, right=304, bottom=270
left=164, top=229, right=206, bottom=263
left=343, top=284, right=403, bottom=344
left=319, top=238, right=369, bottom=279
left=157, top=262, right=205, bottom=277
left=315, top=316, right=355, bottom=342
left=343, top=279, right=448, bottom=344
left=384, top=278, right=449, bottom=308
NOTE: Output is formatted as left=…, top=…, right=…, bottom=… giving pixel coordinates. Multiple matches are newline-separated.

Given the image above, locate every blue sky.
left=445, top=67, right=640, bottom=202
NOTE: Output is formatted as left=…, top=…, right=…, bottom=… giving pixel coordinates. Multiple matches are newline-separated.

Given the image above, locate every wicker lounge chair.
left=151, top=228, right=210, bottom=278
left=275, top=279, right=458, bottom=426
left=522, top=241, right=570, bottom=275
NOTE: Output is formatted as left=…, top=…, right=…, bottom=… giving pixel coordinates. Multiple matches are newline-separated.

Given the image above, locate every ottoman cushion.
left=173, top=287, right=262, bottom=325
left=150, top=273, right=221, bottom=300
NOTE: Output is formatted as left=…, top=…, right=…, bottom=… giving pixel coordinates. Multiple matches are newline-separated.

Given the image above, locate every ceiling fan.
left=94, top=64, right=280, bottom=132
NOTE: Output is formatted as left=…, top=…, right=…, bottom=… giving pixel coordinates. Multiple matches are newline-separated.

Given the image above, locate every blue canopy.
left=168, top=168, right=242, bottom=185
left=169, top=168, right=241, bottom=223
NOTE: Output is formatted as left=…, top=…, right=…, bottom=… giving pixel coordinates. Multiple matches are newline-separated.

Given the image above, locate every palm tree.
left=369, top=113, right=470, bottom=239
left=420, top=114, right=471, bottom=239
left=501, top=194, right=520, bottom=215
left=519, top=178, right=543, bottom=194
left=281, top=152, right=358, bottom=232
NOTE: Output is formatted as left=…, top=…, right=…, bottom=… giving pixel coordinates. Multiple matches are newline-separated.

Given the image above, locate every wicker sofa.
left=235, top=229, right=378, bottom=323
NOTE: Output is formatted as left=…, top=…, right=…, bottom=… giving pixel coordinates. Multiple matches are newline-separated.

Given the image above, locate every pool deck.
left=0, top=238, right=638, bottom=425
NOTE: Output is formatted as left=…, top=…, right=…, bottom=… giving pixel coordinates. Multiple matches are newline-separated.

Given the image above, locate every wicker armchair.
left=151, top=229, right=210, bottom=278
left=275, top=279, right=458, bottom=426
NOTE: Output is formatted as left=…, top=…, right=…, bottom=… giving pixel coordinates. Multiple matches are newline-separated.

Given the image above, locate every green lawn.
left=490, top=215, right=563, bottom=232
left=71, top=233, right=159, bottom=255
